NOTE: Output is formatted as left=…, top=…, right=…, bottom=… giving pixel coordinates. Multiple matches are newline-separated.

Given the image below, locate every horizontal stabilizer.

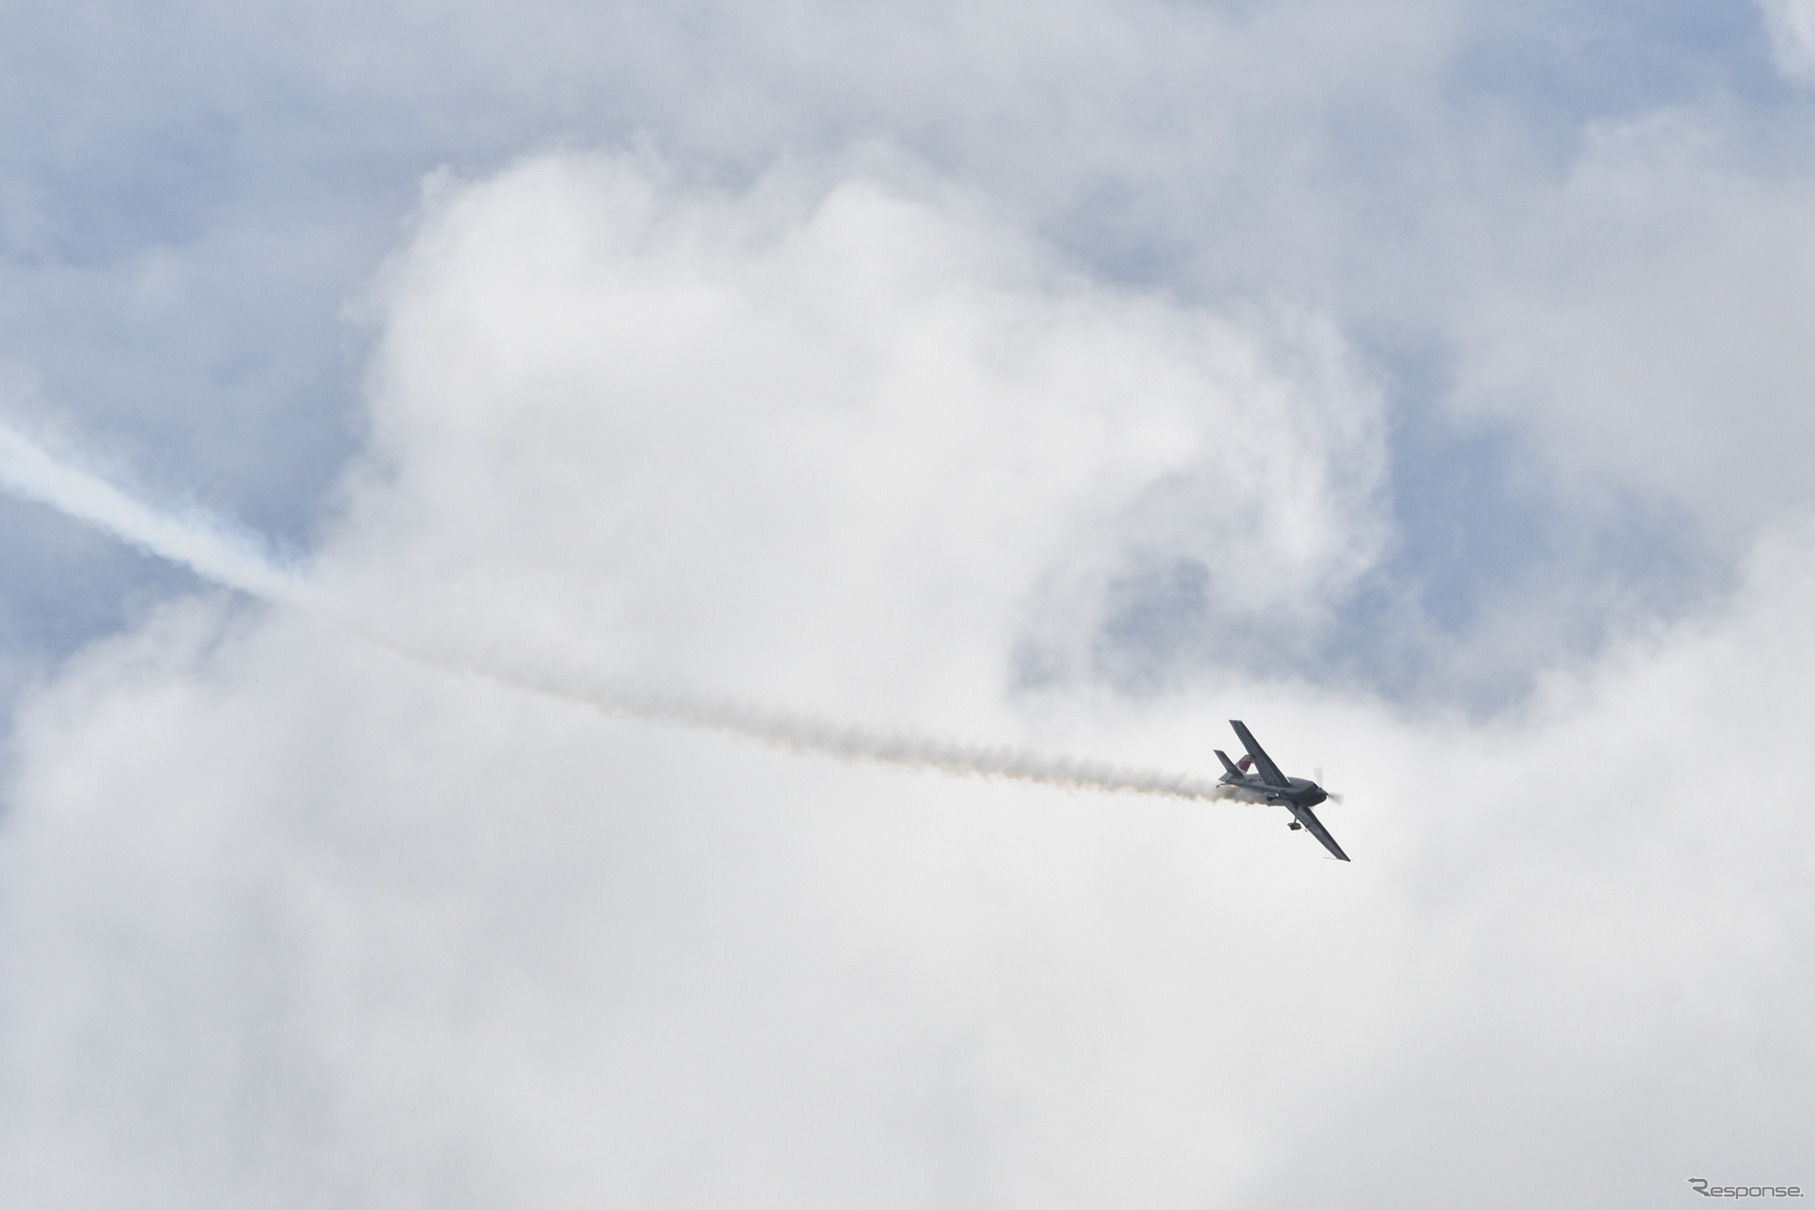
left=1214, top=749, right=1241, bottom=778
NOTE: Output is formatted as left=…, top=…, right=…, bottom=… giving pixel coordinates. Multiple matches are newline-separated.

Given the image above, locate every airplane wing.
left=1229, top=720, right=1290, bottom=788
left=1285, top=802, right=1351, bottom=862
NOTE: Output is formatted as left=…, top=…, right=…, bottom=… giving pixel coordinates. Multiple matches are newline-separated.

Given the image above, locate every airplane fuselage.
left=1221, top=774, right=1328, bottom=808
left=1217, top=720, right=1349, bottom=860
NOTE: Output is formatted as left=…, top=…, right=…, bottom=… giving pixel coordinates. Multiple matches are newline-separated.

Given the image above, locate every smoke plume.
left=0, top=424, right=306, bottom=603
left=447, top=657, right=1236, bottom=802
left=0, top=421, right=1235, bottom=804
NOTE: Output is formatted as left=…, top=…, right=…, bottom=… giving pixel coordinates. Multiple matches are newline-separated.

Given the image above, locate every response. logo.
left=1689, top=1179, right=1803, bottom=1198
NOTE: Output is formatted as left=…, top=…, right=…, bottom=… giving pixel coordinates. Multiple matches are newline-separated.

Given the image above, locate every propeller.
left=1313, top=767, right=1344, bottom=804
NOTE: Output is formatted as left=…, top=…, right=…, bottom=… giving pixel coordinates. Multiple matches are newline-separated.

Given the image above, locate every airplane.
left=1214, top=720, right=1350, bottom=861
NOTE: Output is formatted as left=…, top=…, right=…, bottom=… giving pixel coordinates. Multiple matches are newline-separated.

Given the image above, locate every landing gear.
left=1288, top=821, right=1302, bottom=831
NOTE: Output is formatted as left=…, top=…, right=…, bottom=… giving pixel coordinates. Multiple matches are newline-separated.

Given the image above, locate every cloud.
left=1446, top=105, right=1815, bottom=538
left=2, top=0, right=1804, bottom=694
left=5, top=4, right=1815, bottom=1204
left=0, top=156, right=1392, bottom=1206
left=1240, top=515, right=1815, bottom=1206
left=324, top=155, right=1387, bottom=713
left=3, top=152, right=1811, bottom=1207
left=1760, top=0, right=1815, bottom=81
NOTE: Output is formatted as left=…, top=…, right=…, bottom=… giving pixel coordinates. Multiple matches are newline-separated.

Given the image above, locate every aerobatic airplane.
left=1214, top=720, right=1349, bottom=861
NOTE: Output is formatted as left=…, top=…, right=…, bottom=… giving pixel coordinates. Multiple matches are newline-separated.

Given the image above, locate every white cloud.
left=1760, top=0, right=1815, bottom=82
left=325, top=155, right=1387, bottom=715
left=2, top=154, right=1810, bottom=1207
left=1445, top=103, right=1815, bottom=542
left=8, top=4, right=1815, bottom=1203
left=2, top=0, right=1798, bottom=692
left=0, top=156, right=1396, bottom=1206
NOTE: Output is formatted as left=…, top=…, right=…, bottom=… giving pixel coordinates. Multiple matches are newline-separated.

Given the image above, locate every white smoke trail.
left=0, top=424, right=306, bottom=603
left=0, top=420, right=1236, bottom=804
left=449, top=656, right=1237, bottom=802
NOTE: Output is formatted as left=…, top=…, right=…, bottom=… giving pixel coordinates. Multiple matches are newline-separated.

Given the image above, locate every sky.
left=1, top=1, right=1814, bottom=1206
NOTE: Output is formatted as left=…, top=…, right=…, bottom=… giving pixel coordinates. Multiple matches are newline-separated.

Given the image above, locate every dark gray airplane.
left=1214, top=720, right=1349, bottom=861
